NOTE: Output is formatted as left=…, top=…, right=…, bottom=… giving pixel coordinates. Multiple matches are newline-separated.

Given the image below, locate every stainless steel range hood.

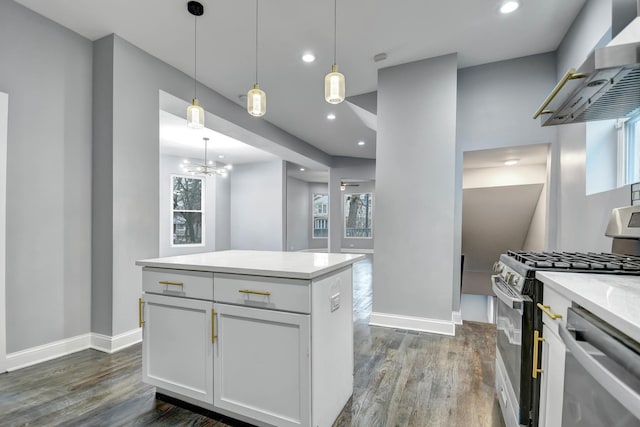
left=534, top=2, right=640, bottom=126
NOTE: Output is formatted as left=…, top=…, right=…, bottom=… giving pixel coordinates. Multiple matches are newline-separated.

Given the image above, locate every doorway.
left=460, top=143, right=550, bottom=323
left=0, top=92, right=8, bottom=372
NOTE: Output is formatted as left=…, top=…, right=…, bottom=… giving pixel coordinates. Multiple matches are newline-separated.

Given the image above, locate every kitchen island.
left=135, top=250, right=364, bottom=427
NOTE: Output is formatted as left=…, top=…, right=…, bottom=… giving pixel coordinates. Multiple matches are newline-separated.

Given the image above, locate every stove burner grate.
left=506, top=251, right=640, bottom=273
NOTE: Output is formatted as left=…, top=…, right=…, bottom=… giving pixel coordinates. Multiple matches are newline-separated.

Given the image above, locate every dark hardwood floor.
left=0, top=256, right=505, bottom=427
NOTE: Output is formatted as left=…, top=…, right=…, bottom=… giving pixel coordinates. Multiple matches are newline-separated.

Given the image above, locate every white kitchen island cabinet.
left=136, top=250, right=364, bottom=427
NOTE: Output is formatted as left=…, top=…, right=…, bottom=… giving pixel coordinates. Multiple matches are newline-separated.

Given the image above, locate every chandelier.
left=180, top=137, right=232, bottom=177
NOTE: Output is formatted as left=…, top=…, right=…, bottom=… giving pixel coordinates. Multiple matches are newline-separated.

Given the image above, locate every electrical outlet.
left=330, top=293, right=340, bottom=312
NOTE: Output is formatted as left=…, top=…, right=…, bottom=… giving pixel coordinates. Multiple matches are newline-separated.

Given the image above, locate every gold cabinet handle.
left=532, top=330, right=544, bottom=379
left=212, top=309, right=217, bottom=343
left=159, top=280, right=184, bottom=287
left=537, top=303, right=562, bottom=320
left=238, top=289, right=271, bottom=296
left=138, top=298, right=145, bottom=327
left=532, top=68, right=589, bottom=119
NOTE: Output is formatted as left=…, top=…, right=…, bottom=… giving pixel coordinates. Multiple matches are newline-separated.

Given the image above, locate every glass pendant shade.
left=247, top=84, right=266, bottom=117
left=187, top=98, right=205, bottom=129
left=325, top=64, right=345, bottom=104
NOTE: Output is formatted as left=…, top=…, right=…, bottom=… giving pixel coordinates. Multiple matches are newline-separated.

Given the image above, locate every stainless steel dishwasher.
left=559, top=307, right=640, bottom=427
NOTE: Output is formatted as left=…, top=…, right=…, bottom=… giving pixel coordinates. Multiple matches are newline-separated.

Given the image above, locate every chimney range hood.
left=534, top=3, right=640, bottom=126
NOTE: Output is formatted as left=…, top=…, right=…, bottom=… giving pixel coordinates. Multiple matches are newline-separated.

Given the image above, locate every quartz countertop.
left=536, top=271, right=640, bottom=342
left=136, top=250, right=365, bottom=280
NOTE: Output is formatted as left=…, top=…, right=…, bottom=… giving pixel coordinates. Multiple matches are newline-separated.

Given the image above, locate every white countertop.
left=536, top=271, right=640, bottom=342
left=136, top=250, right=365, bottom=279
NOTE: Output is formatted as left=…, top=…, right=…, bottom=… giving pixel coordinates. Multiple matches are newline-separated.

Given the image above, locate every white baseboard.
left=91, top=328, right=142, bottom=353
left=369, top=312, right=455, bottom=336
left=6, top=329, right=143, bottom=372
left=7, top=333, right=92, bottom=372
left=452, top=310, right=463, bottom=325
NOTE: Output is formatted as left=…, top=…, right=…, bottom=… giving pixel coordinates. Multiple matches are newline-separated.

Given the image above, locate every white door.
left=0, top=92, right=8, bottom=373
left=213, top=303, right=311, bottom=427
left=142, top=293, right=214, bottom=404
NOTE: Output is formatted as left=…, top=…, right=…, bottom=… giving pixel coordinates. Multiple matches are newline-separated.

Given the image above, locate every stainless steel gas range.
left=492, top=250, right=640, bottom=427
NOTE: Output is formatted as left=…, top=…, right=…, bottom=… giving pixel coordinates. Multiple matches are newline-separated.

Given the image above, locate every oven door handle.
left=559, top=325, right=640, bottom=420
left=491, top=275, right=528, bottom=310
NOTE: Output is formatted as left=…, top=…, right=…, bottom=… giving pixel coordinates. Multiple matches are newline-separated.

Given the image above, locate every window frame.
left=343, top=192, right=373, bottom=239
left=625, top=114, right=640, bottom=185
left=171, top=174, right=205, bottom=247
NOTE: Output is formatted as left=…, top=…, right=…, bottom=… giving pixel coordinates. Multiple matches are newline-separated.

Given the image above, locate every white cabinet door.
left=142, top=293, right=214, bottom=404
left=538, top=323, right=567, bottom=427
left=213, top=303, right=311, bottom=427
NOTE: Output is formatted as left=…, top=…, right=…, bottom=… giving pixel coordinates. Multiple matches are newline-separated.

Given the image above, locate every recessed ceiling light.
left=500, top=1, right=519, bottom=14
left=302, top=53, right=315, bottom=63
left=357, top=141, right=365, bottom=146
left=299, top=167, right=305, bottom=171
left=327, top=113, right=336, bottom=120
left=504, top=159, right=519, bottom=166
left=218, top=155, right=224, bottom=159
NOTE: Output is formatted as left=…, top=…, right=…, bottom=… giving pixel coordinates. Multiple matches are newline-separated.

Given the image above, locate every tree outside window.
left=172, top=176, right=204, bottom=245
left=344, top=193, right=372, bottom=238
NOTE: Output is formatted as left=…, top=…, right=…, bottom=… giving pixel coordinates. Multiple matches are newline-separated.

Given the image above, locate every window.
left=344, top=193, right=373, bottom=238
left=312, top=193, right=328, bottom=238
left=172, top=175, right=204, bottom=246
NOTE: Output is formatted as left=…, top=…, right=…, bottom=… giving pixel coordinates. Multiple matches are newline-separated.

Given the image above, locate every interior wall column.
left=372, top=54, right=458, bottom=335
left=0, top=92, right=8, bottom=372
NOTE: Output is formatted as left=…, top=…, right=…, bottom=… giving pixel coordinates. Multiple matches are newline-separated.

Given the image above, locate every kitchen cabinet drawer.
left=143, top=267, right=214, bottom=301
left=540, top=285, right=570, bottom=333
left=214, top=273, right=310, bottom=314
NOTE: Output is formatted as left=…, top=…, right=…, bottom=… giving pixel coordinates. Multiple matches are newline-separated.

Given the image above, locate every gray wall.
left=93, top=33, right=328, bottom=337
left=286, top=176, right=310, bottom=251
left=230, top=160, right=285, bottom=251
left=308, top=182, right=329, bottom=250
left=159, top=154, right=216, bottom=257
left=554, top=0, right=630, bottom=253
left=373, top=54, right=457, bottom=322
left=328, top=157, right=376, bottom=253
left=0, top=1, right=93, bottom=351
left=216, top=165, right=231, bottom=251
left=92, top=35, right=114, bottom=336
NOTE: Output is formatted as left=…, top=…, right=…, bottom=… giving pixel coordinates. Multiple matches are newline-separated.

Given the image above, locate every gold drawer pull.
left=138, top=298, right=145, bottom=327
left=159, top=280, right=184, bottom=287
left=537, top=303, right=562, bottom=320
left=238, top=289, right=271, bottom=296
left=532, top=330, right=544, bottom=379
left=212, top=309, right=217, bottom=343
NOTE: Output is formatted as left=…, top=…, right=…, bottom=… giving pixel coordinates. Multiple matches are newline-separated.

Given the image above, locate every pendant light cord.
left=255, top=0, right=259, bottom=85
left=194, top=14, right=198, bottom=98
left=333, top=0, right=337, bottom=65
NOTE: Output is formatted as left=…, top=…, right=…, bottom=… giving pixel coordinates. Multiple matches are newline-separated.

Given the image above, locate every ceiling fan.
left=340, top=181, right=360, bottom=191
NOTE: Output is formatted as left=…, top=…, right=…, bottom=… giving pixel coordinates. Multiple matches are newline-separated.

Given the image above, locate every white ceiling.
left=463, top=143, right=549, bottom=169
left=15, top=0, right=586, bottom=160
left=159, top=109, right=278, bottom=165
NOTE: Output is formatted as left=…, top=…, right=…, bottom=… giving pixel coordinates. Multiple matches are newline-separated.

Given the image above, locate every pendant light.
left=325, top=0, right=345, bottom=104
left=187, top=1, right=205, bottom=129
left=247, top=0, right=266, bottom=117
